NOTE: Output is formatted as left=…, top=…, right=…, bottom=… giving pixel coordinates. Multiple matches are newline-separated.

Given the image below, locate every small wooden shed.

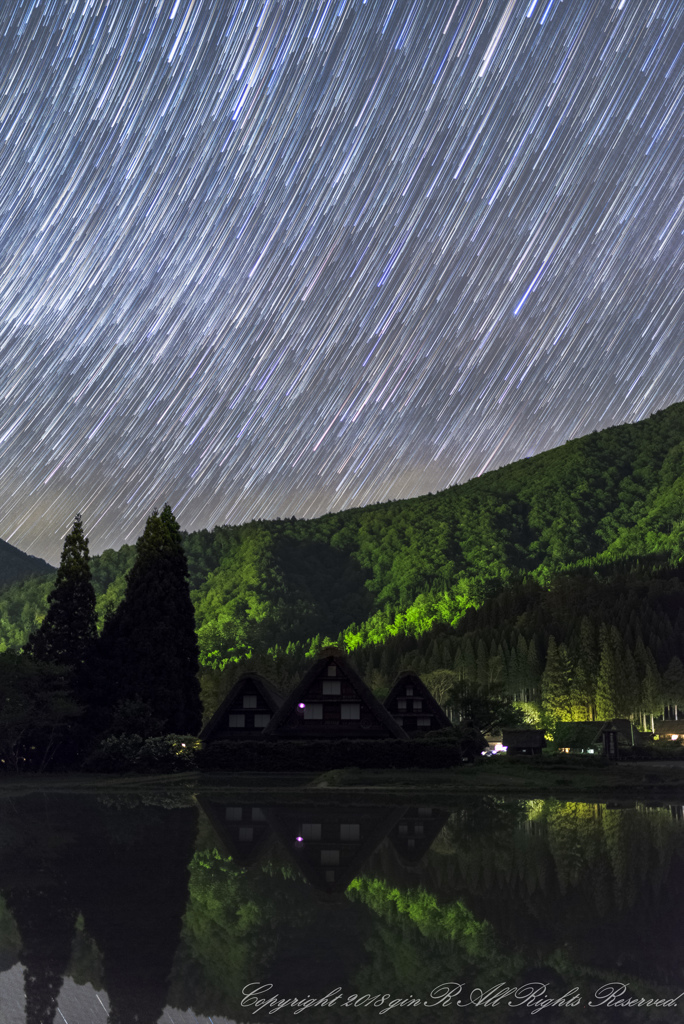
left=502, top=728, right=547, bottom=756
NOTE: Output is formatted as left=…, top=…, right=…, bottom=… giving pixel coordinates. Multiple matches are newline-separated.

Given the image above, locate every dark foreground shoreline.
left=2, top=760, right=684, bottom=804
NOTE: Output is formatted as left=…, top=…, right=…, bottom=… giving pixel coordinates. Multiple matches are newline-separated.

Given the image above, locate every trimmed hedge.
left=197, top=736, right=463, bottom=772
left=82, top=734, right=201, bottom=773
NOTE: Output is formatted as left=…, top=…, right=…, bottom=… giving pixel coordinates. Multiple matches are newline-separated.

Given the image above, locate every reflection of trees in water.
left=0, top=793, right=198, bottom=1024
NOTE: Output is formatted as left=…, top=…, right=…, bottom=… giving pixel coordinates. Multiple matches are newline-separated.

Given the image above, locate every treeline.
left=3, top=401, right=684, bottom=726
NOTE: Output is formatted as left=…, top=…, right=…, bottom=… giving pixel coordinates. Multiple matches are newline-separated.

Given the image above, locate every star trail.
left=1, top=0, right=683, bottom=562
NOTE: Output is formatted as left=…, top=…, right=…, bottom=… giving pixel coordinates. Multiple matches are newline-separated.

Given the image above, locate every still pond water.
left=0, top=790, right=683, bottom=1024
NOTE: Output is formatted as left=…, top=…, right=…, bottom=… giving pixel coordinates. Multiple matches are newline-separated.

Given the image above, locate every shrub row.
left=197, top=736, right=464, bottom=772
left=82, top=734, right=201, bottom=773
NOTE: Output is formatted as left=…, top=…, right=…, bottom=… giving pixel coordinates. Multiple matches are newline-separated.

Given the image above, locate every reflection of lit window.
left=229, top=714, right=245, bottom=727
left=398, top=824, right=408, bottom=835
left=254, top=713, right=270, bottom=728
left=304, top=703, right=323, bottom=719
left=225, top=807, right=242, bottom=820
left=321, top=849, right=340, bottom=865
left=418, top=807, right=431, bottom=817
left=407, top=838, right=415, bottom=848
left=242, top=695, right=257, bottom=708
left=239, top=827, right=254, bottom=841
left=302, top=823, right=322, bottom=840
left=341, top=703, right=360, bottom=720
left=323, top=681, right=340, bottom=695
left=340, top=823, right=360, bottom=840
left=413, top=824, right=424, bottom=836
left=252, top=808, right=265, bottom=821
left=417, top=717, right=430, bottom=727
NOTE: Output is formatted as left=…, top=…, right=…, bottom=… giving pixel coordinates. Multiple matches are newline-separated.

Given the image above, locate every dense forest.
left=3, top=401, right=684, bottom=726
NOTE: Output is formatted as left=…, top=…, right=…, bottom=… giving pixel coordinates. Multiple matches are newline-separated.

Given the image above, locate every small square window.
left=302, top=823, right=322, bottom=840
left=413, top=824, right=424, bottom=836
left=340, top=823, right=360, bottom=841
left=238, top=827, right=254, bottom=841
left=418, top=807, right=431, bottom=817
left=397, top=699, right=407, bottom=709
left=251, top=807, right=265, bottom=821
left=327, top=665, right=337, bottom=677
left=413, top=700, right=422, bottom=711
left=398, top=824, right=408, bottom=835
left=254, top=713, right=271, bottom=728
left=407, top=838, right=416, bottom=849
left=322, top=681, right=341, bottom=695
left=303, top=703, right=323, bottom=719
left=341, top=703, right=360, bottom=720
left=321, top=849, right=340, bottom=865
left=242, top=695, right=257, bottom=709
left=225, top=807, right=242, bottom=821
left=229, top=714, right=245, bottom=728
left=417, top=716, right=430, bottom=727
left=405, top=686, right=413, bottom=696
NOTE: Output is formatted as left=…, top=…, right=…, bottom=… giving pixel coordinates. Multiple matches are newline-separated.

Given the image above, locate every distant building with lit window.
left=199, top=672, right=283, bottom=742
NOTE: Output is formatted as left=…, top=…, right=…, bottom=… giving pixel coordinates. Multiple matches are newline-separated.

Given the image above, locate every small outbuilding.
left=384, top=671, right=453, bottom=734
left=502, top=728, right=547, bottom=756
left=199, top=672, right=283, bottom=742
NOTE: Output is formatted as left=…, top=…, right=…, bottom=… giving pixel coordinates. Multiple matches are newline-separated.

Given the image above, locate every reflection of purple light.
left=296, top=836, right=303, bottom=842
left=298, top=702, right=305, bottom=708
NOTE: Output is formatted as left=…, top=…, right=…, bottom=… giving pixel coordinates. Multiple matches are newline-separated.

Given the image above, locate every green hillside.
left=3, top=402, right=684, bottom=720
left=0, top=537, right=54, bottom=589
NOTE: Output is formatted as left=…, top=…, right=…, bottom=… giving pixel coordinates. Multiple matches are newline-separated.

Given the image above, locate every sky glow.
left=1, top=0, right=683, bottom=562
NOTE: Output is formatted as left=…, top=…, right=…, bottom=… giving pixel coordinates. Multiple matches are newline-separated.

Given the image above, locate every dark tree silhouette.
left=99, top=505, right=202, bottom=735
left=24, top=514, right=97, bottom=668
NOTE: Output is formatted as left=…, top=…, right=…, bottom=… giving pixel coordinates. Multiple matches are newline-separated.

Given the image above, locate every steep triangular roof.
left=264, top=803, right=406, bottom=893
left=388, top=806, right=451, bottom=865
left=199, top=672, right=283, bottom=741
left=264, top=653, right=408, bottom=739
left=384, top=671, right=453, bottom=731
left=196, top=796, right=273, bottom=866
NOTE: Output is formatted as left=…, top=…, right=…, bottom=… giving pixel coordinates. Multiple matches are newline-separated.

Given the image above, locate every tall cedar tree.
left=99, top=505, right=202, bottom=734
left=24, top=514, right=97, bottom=667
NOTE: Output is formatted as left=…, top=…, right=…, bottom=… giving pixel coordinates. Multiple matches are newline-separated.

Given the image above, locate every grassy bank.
left=2, top=758, right=684, bottom=802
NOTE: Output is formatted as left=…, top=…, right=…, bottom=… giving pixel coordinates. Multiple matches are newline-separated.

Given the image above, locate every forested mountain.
left=3, top=401, right=684, bottom=721
left=0, top=537, right=54, bottom=588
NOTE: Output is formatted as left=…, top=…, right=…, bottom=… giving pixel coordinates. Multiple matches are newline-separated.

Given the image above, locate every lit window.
left=242, top=695, right=257, bottom=709
left=327, top=665, right=337, bottom=677
left=341, top=703, right=360, bottom=720
left=238, top=827, right=254, bottom=841
left=340, top=823, right=360, bottom=840
left=413, top=824, right=424, bottom=836
left=303, top=703, right=323, bottom=719
left=417, top=717, right=431, bottom=727
left=397, top=699, right=407, bottom=709
left=225, top=807, right=242, bottom=821
left=254, top=713, right=271, bottom=728
left=413, top=700, right=422, bottom=711
left=405, top=686, right=413, bottom=696
left=398, top=824, right=408, bottom=835
left=418, top=807, right=431, bottom=817
left=320, top=849, right=340, bottom=865
left=229, top=714, right=245, bottom=728
left=323, top=680, right=341, bottom=695
left=301, top=823, right=322, bottom=840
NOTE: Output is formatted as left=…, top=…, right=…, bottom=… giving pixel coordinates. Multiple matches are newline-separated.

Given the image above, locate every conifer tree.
left=98, top=505, right=202, bottom=735
left=595, top=625, right=617, bottom=720
left=24, top=514, right=96, bottom=668
left=541, top=635, right=572, bottom=726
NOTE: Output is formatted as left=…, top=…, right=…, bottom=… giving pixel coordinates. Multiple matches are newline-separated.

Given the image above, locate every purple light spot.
left=296, top=836, right=303, bottom=842
left=298, top=702, right=305, bottom=708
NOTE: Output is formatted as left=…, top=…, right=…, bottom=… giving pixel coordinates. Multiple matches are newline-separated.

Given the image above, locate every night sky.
left=1, top=0, right=683, bottom=563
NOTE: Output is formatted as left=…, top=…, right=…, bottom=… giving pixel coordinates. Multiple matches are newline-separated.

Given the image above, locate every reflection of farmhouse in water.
left=196, top=798, right=450, bottom=892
